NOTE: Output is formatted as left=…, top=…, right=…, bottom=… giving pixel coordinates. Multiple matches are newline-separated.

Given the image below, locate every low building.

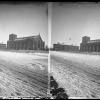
left=53, top=43, right=64, bottom=51
left=80, top=36, right=100, bottom=52
left=7, top=33, right=45, bottom=50
left=53, top=43, right=79, bottom=51
left=0, top=43, right=6, bottom=49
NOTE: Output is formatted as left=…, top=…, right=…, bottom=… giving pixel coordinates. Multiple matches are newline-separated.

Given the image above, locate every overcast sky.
left=51, top=2, right=100, bottom=46
left=0, top=3, right=48, bottom=45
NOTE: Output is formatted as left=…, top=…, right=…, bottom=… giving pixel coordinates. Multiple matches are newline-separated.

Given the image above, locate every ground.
left=50, top=51, right=100, bottom=99
left=1, top=50, right=100, bottom=98
left=0, top=50, right=48, bottom=98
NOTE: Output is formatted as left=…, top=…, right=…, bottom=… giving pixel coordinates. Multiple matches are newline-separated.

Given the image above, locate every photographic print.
left=1, top=1, right=100, bottom=99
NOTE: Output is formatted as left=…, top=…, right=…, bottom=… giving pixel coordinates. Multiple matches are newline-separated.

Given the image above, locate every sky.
left=51, top=2, right=100, bottom=47
left=0, top=3, right=48, bottom=45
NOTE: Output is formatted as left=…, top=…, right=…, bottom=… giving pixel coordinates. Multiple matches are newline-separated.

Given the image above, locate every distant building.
left=7, top=33, right=45, bottom=50
left=80, top=36, right=100, bottom=52
left=53, top=43, right=79, bottom=51
left=0, top=43, right=6, bottom=49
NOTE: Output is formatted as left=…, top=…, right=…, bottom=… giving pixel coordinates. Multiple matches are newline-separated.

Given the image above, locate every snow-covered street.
left=50, top=51, right=100, bottom=99
left=0, top=50, right=48, bottom=98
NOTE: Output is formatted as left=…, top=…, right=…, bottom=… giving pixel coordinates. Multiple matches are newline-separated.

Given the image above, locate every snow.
left=0, top=51, right=48, bottom=70
left=0, top=51, right=48, bottom=97
left=51, top=51, right=100, bottom=70
left=50, top=51, right=100, bottom=99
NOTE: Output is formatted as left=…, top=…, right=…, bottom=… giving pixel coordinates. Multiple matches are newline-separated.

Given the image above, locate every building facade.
left=53, top=43, right=79, bottom=51
left=80, top=36, right=100, bottom=52
left=7, top=34, right=45, bottom=50
left=0, top=43, right=6, bottom=49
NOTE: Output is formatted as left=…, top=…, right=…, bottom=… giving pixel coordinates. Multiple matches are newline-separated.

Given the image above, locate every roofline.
left=53, top=43, right=79, bottom=47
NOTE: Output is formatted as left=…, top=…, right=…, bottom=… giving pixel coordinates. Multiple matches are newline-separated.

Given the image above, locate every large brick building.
left=80, top=36, right=100, bottom=52
left=53, top=43, right=79, bottom=51
left=7, top=33, right=45, bottom=50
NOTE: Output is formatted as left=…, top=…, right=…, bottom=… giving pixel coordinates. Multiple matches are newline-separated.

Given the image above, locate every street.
left=50, top=51, right=100, bottom=99
left=0, top=50, right=48, bottom=98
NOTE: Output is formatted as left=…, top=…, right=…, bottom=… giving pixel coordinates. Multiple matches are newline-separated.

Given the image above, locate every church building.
left=80, top=36, right=100, bottom=52
left=7, top=33, right=45, bottom=50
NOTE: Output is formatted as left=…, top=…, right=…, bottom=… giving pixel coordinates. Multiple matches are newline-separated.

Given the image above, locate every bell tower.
left=9, top=33, right=17, bottom=41
left=82, top=36, right=90, bottom=43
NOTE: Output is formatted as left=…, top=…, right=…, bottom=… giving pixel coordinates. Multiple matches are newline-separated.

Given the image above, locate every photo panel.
left=0, top=1, right=49, bottom=99
left=50, top=2, right=100, bottom=99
